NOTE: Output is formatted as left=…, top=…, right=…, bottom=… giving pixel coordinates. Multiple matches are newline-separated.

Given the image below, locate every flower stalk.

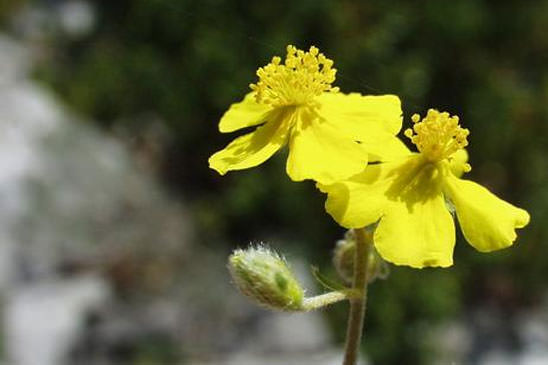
left=343, top=228, right=371, bottom=365
left=302, top=289, right=361, bottom=311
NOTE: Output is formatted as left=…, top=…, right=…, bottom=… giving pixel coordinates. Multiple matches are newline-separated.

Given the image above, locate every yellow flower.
left=319, top=109, right=530, bottom=268
left=208, top=45, right=408, bottom=184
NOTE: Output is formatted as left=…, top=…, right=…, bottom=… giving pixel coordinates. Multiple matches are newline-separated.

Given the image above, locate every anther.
left=405, top=109, right=470, bottom=163
left=249, top=45, right=339, bottom=107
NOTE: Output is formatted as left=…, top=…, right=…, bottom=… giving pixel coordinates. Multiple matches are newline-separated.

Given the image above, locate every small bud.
left=228, top=245, right=304, bottom=311
left=332, top=231, right=356, bottom=284
left=333, top=229, right=389, bottom=284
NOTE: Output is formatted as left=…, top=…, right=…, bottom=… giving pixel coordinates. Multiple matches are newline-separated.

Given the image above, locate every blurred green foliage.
left=4, top=0, right=547, bottom=363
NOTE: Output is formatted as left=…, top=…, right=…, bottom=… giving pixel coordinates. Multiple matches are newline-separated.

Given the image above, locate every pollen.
left=249, top=45, right=339, bottom=107
left=404, top=109, right=470, bottom=163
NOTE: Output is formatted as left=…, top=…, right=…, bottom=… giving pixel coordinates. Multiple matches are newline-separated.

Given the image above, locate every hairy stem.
left=342, top=228, right=371, bottom=365
left=302, top=290, right=360, bottom=311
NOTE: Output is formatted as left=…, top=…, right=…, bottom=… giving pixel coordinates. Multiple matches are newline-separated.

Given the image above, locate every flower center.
left=404, top=109, right=471, bottom=170
left=249, top=45, right=339, bottom=107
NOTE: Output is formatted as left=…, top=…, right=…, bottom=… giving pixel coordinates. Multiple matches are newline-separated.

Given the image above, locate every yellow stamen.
left=405, top=109, right=470, bottom=163
left=249, top=45, right=339, bottom=107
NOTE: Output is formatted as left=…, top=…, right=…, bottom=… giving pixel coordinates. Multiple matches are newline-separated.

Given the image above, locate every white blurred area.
left=0, top=33, right=137, bottom=364
left=0, top=14, right=339, bottom=365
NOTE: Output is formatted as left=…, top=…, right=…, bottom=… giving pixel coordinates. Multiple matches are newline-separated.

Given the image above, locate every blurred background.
left=0, top=0, right=546, bottom=364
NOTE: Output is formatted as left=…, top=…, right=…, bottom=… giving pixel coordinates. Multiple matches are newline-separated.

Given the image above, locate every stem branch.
left=302, top=290, right=360, bottom=311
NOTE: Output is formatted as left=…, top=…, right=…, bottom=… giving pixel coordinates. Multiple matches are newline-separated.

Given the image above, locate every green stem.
left=302, top=290, right=360, bottom=311
left=343, top=228, right=371, bottom=365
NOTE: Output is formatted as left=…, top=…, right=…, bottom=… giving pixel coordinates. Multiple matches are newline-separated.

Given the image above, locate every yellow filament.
left=249, top=45, right=339, bottom=107
left=405, top=109, right=470, bottom=169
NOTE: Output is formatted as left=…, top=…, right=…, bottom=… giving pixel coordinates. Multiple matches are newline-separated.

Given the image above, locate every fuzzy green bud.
left=333, top=229, right=389, bottom=284
left=228, top=245, right=304, bottom=311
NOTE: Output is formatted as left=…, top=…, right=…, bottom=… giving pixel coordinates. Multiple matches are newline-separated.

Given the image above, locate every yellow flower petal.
left=374, top=188, right=455, bottom=269
left=209, top=110, right=291, bottom=175
left=285, top=108, right=369, bottom=184
left=218, top=93, right=273, bottom=133
left=366, top=137, right=412, bottom=163
left=319, top=155, right=424, bottom=228
left=443, top=174, right=530, bottom=252
left=319, top=165, right=387, bottom=229
left=317, top=92, right=409, bottom=163
left=317, top=92, right=403, bottom=138
left=448, top=149, right=470, bottom=178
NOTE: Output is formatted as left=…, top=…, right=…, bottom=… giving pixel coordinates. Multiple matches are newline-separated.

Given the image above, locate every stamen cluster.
left=249, top=45, right=339, bottom=107
left=404, top=109, right=470, bottom=166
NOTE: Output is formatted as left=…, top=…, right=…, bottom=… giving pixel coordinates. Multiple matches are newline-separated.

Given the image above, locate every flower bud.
left=333, top=229, right=389, bottom=284
left=228, top=245, right=304, bottom=311
left=333, top=231, right=356, bottom=284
